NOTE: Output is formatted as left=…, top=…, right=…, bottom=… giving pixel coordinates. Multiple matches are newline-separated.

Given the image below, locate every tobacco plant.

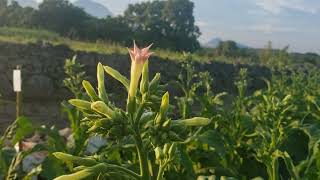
left=53, top=43, right=211, bottom=180
left=61, top=56, right=88, bottom=155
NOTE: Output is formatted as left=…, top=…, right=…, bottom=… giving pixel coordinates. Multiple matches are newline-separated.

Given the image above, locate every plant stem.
left=134, top=132, right=150, bottom=180
left=266, top=157, right=279, bottom=180
left=104, top=164, right=141, bottom=180
left=156, top=161, right=169, bottom=180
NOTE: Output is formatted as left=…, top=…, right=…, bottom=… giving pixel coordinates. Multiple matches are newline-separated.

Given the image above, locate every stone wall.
left=0, top=41, right=271, bottom=132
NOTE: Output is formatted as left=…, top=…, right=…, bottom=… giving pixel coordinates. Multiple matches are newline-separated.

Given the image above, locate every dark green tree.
left=79, top=16, right=133, bottom=44
left=0, top=1, right=36, bottom=27
left=0, top=0, right=7, bottom=9
left=34, top=0, right=91, bottom=37
left=216, top=40, right=239, bottom=57
left=124, top=0, right=200, bottom=51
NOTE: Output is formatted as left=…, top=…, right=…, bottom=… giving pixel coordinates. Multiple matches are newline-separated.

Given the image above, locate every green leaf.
left=196, top=130, right=226, bottom=157
left=149, top=73, right=160, bottom=92
left=103, top=65, right=129, bottom=91
left=23, top=165, right=42, bottom=180
left=282, top=152, right=300, bottom=180
left=12, top=117, right=34, bottom=144
left=40, top=155, right=66, bottom=180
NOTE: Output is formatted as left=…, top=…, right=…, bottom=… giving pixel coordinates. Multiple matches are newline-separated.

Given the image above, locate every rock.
left=85, top=135, right=107, bottom=154
left=22, top=151, right=48, bottom=173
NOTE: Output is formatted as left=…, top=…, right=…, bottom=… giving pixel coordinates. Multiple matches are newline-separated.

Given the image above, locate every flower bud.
left=140, top=61, right=149, bottom=95
left=91, top=101, right=114, bottom=119
left=128, top=42, right=153, bottom=100
left=53, top=152, right=97, bottom=166
left=68, top=99, right=91, bottom=111
left=154, top=147, right=163, bottom=160
left=168, top=142, right=177, bottom=160
left=162, top=119, right=171, bottom=129
left=82, top=80, right=99, bottom=101
left=172, top=117, right=211, bottom=127
left=163, top=143, right=170, bottom=155
left=97, top=63, right=108, bottom=102
left=149, top=73, right=160, bottom=91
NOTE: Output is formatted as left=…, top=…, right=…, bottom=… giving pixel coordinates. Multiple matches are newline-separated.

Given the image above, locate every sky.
left=35, top=0, right=320, bottom=54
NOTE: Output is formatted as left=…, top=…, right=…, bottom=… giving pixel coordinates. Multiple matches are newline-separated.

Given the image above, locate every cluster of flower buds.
left=68, top=63, right=130, bottom=139
left=154, top=142, right=177, bottom=162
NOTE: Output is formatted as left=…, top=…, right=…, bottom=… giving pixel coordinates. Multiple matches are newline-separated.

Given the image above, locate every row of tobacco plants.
left=1, top=43, right=320, bottom=180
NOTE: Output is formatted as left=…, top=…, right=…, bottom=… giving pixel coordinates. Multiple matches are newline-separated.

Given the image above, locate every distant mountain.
left=204, top=38, right=222, bottom=48
left=10, top=0, right=38, bottom=9
left=74, top=0, right=113, bottom=18
left=204, top=38, right=249, bottom=49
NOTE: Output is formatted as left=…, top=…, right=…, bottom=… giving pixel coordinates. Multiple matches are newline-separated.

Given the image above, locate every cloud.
left=245, top=24, right=297, bottom=33
left=254, top=0, right=320, bottom=14
left=195, top=21, right=210, bottom=27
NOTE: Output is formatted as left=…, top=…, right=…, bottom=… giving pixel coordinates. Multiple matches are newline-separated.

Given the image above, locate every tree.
left=78, top=16, right=133, bottom=44
left=34, top=0, right=91, bottom=37
left=216, top=40, right=239, bottom=57
left=259, top=41, right=273, bottom=65
left=0, top=0, right=7, bottom=9
left=0, top=1, right=36, bottom=27
left=123, top=0, right=200, bottom=51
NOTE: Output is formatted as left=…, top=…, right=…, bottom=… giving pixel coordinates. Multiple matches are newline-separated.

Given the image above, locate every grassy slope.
left=0, top=27, right=213, bottom=62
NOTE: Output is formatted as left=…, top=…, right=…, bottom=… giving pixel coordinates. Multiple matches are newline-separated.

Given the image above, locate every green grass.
left=0, top=27, right=213, bottom=62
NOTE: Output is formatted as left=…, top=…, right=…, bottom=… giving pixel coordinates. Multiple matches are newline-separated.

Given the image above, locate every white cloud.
left=245, top=24, right=297, bottom=33
left=254, top=0, right=320, bottom=14
left=195, top=21, right=210, bottom=27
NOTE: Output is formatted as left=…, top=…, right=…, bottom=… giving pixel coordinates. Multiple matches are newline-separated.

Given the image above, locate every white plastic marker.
left=13, top=65, right=22, bottom=119
left=13, top=69, right=22, bottom=92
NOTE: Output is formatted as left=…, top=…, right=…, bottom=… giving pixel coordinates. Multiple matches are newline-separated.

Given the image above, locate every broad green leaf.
left=40, top=155, right=66, bottom=180
left=282, top=152, right=300, bottom=180
left=196, top=130, right=226, bottom=157
left=12, top=117, right=34, bottom=144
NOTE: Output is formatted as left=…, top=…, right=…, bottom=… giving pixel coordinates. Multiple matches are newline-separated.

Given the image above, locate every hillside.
left=205, top=37, right=249, bottom=48
left=74, top=0, right=112, bottom=18
left=0, top=27, right=319, bottom=68
left=0, top=27, right=211, bottom=62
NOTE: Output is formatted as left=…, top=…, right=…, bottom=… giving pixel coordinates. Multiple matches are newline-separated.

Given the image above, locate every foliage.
left=52, top=44, right=211, bottom=179
left=216, top=40, right=239, bottom=57
left=0, top=27, right=214, bottom=63
left=61, top=56, right=89, bottom=155
left=0, top=42, right=320, bottom=179
left=124, top=0, right=200, bottom=51
left=0, top=0, right=200, bottom=51
left=34, top=0, right=91, bottom=38
left=0, top=1, right=36, bottom=27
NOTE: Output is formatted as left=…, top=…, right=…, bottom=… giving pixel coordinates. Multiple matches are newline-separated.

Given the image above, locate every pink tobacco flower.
left=128, top=42, right=153, bottom=99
